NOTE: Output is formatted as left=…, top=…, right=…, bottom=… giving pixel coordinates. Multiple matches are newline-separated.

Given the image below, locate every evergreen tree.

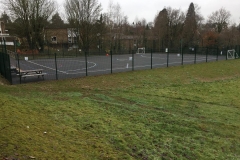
left=0, top=11, right=12, bottom=23
left=182, top=2, right=197, bottom=47
left=154, top=8, right=169, bottom=49
left=49, top=12, right=65, bottom=28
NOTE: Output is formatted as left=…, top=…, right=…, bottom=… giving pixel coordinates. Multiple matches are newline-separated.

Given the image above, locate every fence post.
left=237, top=45, right=240, bottom=58
left=54, top=53, right=58, bottom=80
left=62, top=41, right=64, bottom=58
left=48, top=42, right=50, bottom=58
left=226, top=47, right=228, bottom=60
left=2, top=52, right=6, bottom=78
left=0, top=52, right=2, bottom=75
left=7, top=54, right=12, bottom=84
left=32, top=41, right=34, bottom=60
left=14, top=39, right=17, bottom=53
left=194, top=46, right=197, bottom=64
left=132, top=50, right=134, bottom=71
left=181, top=49, right=184, bottom=65
left=85, top=51, right=88, bottom=76
left=181, top=39, right=183, bottom=65
left=16, top=54, right=21, bottom=84
left=111, top=50, right=113, bottom=74
left=3, top=38, right=7, bottom=54
left=206, top=47, right=208, bottom=62
left=167, top=49, right=169, bottom=67
left=3, top=39, right=6, bottom=77
left=234, top=45, right=237, bottom=59
left=1, top=38, right=3, bottom=53
left=151, top=49, right=153, bottom=69
left=128, top=39, right=131, bottom=54
left=216, top=47, right=219, bottom=61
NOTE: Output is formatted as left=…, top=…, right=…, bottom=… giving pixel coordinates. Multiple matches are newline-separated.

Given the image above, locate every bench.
left=11, top=66, right=17, bottom=73
left=17, top=69, right=46, bottom=83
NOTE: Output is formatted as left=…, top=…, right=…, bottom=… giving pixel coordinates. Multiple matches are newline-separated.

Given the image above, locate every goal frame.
left=136, top=47, right=145, bottom=54
left=227, top=49, right=239, bottom=59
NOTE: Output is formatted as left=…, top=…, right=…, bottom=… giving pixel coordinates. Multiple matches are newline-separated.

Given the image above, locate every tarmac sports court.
left=11, top=51, right=226, bottom=84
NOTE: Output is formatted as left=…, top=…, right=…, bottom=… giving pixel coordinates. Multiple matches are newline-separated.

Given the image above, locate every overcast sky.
left=58, top=0, right=240, bottom=24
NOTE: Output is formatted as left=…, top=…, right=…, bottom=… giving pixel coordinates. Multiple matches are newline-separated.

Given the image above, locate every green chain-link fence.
left=0, top=51, right=12, bottom=84
left=1, top=43, right=239, bottom=85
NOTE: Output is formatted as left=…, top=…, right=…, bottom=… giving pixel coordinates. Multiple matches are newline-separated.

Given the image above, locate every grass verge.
left=0, top=60, right=240, bottom=159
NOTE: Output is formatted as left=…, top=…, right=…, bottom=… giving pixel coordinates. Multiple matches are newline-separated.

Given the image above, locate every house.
left=0, top=21, right=15, bottom=46
left=44, top=27, right=78, bottom=49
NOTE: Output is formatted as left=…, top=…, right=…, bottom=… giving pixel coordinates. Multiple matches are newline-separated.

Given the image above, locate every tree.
left=65, top=0, right=102, bottom=51
left=218, top=23, right=240, bottom=47
left=3, top=0, right=56, bottom=50
left=154, top=7, right=185, bottom=49
left=49, top=12, right=64, bottom=28
left=104, top=1, right=128, bottom=53
left=207, top=8, right=231, bottom=33
left=166, top=7, right=185, bottom=47
left=194, top=3, right=204, bottom=27
left=0, top=11, right=12, bottom=23
left=95, top=14, right=107, bottom=52
left=154, top=8, right=169, bottom=49
left=182, top=2, right=198, bottom=47
left=202, top=30, right=219, bottom=47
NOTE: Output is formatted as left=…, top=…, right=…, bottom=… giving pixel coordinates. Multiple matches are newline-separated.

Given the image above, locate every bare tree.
left=218, top=23, right=240, bottom=47
left=167, top=7, right=185, bottom=47
left=65, top=0, right=102, bottom=51
left=2, top=0, right=56, bottom=50
left=104, top=0, right=127, bottom=53
left=208, top=8, right=231, bottom=33
left=154, top=7, right=185, bottom=49
left=194, top=3, right=204, bottom=27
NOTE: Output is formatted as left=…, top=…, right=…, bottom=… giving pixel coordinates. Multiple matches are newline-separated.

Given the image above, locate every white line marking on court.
left=67, top=61, right=97, bottom=72
left=27, top=60, right=97, bottom=75
left=140, top=54, right=217, bottom=61
left=27, top=60, right=68, bottom=74
left=117, top=58, right=129, bottom=61
left=141, top=55, right=163, bottom=59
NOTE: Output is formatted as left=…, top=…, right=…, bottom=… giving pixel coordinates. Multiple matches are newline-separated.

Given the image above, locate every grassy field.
left=0, top=60, right=240, bottom=159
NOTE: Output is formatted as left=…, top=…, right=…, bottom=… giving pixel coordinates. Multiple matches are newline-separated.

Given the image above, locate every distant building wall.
left=44, top=28, right=68, bottom=45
